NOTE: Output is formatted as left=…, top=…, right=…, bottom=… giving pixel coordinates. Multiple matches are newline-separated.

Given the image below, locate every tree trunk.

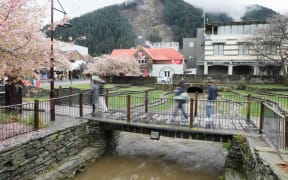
left=5, top=83, right=22, bottom=106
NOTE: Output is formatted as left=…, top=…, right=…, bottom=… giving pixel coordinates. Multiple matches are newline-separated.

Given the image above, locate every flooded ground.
left=74, top=132, right=227, bottom=180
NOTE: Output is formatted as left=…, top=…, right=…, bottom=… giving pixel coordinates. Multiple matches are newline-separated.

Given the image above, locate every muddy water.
left=74, top=132, right=227, bottom=180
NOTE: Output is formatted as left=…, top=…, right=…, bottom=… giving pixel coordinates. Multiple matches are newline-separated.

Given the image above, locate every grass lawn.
left=41, top=83, right=92, bottom=90
left=246, top=84, right=288, bottom=89
left=23, top=96, right=50, bottom=102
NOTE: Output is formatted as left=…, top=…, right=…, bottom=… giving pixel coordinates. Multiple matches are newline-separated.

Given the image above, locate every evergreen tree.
left=51, top=5, right=136, bottom=56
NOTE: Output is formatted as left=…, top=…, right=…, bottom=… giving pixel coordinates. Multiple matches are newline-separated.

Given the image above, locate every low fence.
left=0, top=94, right=84, bottom=141
left=0, top=102, right=47, bottom=140
left=1, top=90, right=287, bottom=150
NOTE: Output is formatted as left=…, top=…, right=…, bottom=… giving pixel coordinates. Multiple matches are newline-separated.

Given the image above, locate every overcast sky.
left=41, top=0, right=288, bottom=22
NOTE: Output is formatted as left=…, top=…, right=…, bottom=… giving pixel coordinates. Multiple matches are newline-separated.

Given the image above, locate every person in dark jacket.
left=91, top=76, right=99, bottom=115
left=171, top=81, right=188, bottom=121
left=206, top=77, right=217, bottom=128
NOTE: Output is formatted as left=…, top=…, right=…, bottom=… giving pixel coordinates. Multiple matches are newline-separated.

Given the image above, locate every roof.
left=62, top=50, right=85, bottom=60
left=58, top=41, right=89, bottom=55
left=206, top=20, right=267, bottom=26
left=110, top=49, right=138, bottom=57
left=142, top=47, right=183, bottom=60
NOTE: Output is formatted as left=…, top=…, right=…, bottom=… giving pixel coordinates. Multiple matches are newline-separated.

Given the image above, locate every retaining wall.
left=0, top=120, right=112, bottom=180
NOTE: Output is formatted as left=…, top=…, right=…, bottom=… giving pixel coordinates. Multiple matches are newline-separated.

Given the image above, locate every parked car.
left=156, top=76, right=171, bottom=84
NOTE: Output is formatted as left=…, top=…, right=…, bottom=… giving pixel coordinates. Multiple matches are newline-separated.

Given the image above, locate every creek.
left=74, top=132, right=228, bottom=180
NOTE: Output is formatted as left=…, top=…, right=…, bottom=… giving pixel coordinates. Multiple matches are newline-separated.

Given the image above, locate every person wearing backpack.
left=171, top=81, right=189, bottom=122
left=206, top=77, right=217, bottom=128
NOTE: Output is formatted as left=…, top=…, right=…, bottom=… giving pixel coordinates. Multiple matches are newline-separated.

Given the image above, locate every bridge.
left=1, top=89, right=287, bottom=150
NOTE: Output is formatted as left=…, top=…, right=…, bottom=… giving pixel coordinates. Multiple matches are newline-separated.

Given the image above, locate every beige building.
left=195, top=21, right=280, bottom=76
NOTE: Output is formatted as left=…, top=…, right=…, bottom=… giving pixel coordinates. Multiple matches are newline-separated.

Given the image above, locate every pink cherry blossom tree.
left=84, top=55, right=140, bottom=76
left=0, top=0, right=71, bottom=105
left=0, top=0, right=70, bottom=82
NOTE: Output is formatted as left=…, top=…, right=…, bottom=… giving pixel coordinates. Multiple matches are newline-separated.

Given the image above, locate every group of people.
left=91, top=76, right=108, bottom=115
left=90, top=76, right=218, bottom=127
left=172, top=77, right=217, bottom=128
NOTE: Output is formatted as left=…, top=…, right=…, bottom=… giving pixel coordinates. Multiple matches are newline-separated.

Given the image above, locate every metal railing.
left=260, top=102, right=288, bottom=150
left=0, top=102, right=47, bottom=140
left=1, top=90, right=287, bottom=150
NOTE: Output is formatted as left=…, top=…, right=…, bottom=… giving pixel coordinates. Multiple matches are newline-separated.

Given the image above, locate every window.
left=244, top=25, right=251, bottom=34
left=218, top=26, right=225, bottom=35
left=263, top=44, right=276, bottom=55
left=224, top=25, right=231, bottom=35
left=237, top=25, right=244, bottom=34
left=231, top=25, right=238, bottom=34
left=250, top=24, right=257, bottom=33
left=238, top=44, right=249, bottom=55
left=213, top=44, right=224, bottom=55
left=164, top=71, right=170, bottom=77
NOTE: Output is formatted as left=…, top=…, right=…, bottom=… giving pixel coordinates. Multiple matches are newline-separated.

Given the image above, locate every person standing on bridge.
left=91, top=76, right=100, bottom=115
left=171, top=81, right=189, bottom=122
left=206, top=77, right=217, bottom=128
left=98, top=77, right=108, bottom=112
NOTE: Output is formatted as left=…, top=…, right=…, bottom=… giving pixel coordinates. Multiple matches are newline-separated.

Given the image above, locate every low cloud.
left=184, top=0, right=250, bottom=20
left=183, top=0, right=287, bottom=20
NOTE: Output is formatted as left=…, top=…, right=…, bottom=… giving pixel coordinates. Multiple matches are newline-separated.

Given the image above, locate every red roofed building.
left=111, top=46, right=186, bottom=80
left=110, top=49, right=138, bottom=58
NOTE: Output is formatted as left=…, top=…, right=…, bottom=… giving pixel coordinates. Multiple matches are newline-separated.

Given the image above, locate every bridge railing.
left=2, top=91, right=286, bottom=145
left=260, top=102, right=288, bottom=150
left=79, top=92, right=263, bottom=131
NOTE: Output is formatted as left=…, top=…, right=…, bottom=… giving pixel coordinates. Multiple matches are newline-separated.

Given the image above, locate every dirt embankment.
left=121, top=0, right=174, bottom=42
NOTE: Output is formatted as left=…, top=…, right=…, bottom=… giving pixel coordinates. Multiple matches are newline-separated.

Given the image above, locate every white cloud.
left=40, top=0, right=288, bottom=22
left=184, top=0, right=288, bottom=20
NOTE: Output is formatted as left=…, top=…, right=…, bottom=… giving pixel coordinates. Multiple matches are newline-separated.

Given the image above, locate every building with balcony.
left=193, top=21, right=281, bottom=76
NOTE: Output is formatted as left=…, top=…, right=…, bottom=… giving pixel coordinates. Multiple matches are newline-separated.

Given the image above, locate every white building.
left=195, top=21, right=281, bottom=76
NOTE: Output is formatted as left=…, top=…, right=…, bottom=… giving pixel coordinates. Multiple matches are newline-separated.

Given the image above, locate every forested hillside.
left=50, top=0, right=277, bottom=56
left=241, top=5, right=277, bottom=21
left=162, top=0, right=233, bottom=47
left=53, top=6, right=136, bottom=56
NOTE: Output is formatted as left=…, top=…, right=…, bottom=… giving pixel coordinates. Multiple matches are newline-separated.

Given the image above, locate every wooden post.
left=145, top=90, right=148, bottom=113
left=194, top=92, right=198, bottom=117
left=34, top=100, right=39, bottom=130
left=189, top=98, right=194, bottom=128
left=127, top=95, right=131, bottom=123
left=259, top=102, right=264, bottom=134
left=69, top=87, right=72, bottom=106
left=246, top=94, right=251, bottom=122
left=105, top=89, right=109, bottom=110
left=79, top=93, right=83, bottom=117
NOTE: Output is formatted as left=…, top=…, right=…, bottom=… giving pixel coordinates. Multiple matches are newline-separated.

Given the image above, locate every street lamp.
left=50, top=0, right=71, bottom=121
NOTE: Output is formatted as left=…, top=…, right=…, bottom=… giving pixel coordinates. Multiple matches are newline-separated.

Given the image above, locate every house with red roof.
left=110, top=49, right=138, bottom=58
left=111, top=46, right=185, bottom=80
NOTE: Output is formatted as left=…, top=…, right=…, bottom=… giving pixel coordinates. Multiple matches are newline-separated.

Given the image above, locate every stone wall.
left=225, top=135, right=287, bottom=180
left=173, top=74, right=284, bottom=85
left=102, top=75, right=284, bottom=87
left=0, top=120, right=112, bottom=180
left=103, top=76, right=156, bottom=86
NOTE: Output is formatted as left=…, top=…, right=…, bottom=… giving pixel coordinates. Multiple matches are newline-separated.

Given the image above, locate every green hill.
left=241, top=4, right=277, bottom=21
left=50, top=0, right=278, bottom=56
